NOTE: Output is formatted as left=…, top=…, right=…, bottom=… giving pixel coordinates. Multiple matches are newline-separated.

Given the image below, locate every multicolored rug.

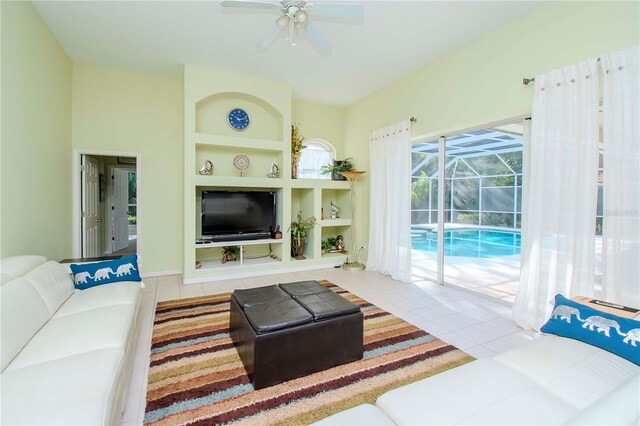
left=144, top=280, right=474, bottom=425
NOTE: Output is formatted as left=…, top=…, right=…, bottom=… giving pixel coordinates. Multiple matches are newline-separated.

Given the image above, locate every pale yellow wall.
left=345, top=1, right=640, bottom=255
left=1, top=1, right=72, bottom=260
left=292, top=99, right=346, bottom=159
left=72, top=65, right=183, bottom=273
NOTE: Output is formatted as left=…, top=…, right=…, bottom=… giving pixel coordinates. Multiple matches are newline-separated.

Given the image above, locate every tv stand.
left=193, top=238, right=283, bottom=271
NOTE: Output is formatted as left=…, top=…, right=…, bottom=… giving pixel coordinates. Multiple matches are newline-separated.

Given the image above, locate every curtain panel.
left=513, top=59, right=600, bottom=330
left=601, top=45, right=640, bottom=308
left=366, top=120, right=412, bottom=282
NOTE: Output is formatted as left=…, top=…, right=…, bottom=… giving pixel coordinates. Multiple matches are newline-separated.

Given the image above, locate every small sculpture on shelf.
left=199, top=159, right=213, bottom=175
left=330, top=201, right=340, bottom=219
left=335, top=235, right=345, bottom=252
left=267, top=162, right=280, bottom=178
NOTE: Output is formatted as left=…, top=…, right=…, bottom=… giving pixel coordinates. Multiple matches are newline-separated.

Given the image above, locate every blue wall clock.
left=227, top=108, right=250, bottom=131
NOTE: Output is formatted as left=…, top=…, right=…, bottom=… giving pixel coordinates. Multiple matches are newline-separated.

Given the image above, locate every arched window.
left=298, top=139, right=336, bottom=179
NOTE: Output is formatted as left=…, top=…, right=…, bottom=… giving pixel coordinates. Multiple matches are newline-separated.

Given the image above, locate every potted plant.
left=321, top=236, right=339, bottom=254
left=321, top=158, right=355, bottom=181
left=221, top=246, right=241, bottom=264
left=289, top=211, right=316, bottom=260
left=291, top=124, right=305, bottom=179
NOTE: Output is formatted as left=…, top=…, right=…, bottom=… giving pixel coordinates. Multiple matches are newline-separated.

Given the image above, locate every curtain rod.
left=523, top=57, right=602, bottom=86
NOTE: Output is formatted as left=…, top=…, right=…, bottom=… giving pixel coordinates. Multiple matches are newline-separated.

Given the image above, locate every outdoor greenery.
left=411, top=152, right=523, bottom=229
left=128, top=171, right=137, bottom=225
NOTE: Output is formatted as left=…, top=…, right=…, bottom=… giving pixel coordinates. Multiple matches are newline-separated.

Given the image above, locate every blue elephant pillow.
left=541, top=294, right=640, bottom=365
left=70, top=254, right=141, bottom=290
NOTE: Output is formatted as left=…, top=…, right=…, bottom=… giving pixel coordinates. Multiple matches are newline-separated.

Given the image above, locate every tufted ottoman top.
left=232, top=281, right=360, bottom=334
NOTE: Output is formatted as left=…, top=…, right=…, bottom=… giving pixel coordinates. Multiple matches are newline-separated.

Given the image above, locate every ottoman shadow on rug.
left=144, top=280, right=474, bottom=426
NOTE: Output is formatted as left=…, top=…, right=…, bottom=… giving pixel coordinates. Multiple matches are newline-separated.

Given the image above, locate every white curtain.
left=601, top=45, right=640, bottom=308
left=513, top=59, right=600, bottom=330
left=366, top=120, right=412, bottom=282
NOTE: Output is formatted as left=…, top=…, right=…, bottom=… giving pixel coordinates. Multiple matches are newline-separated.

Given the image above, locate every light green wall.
left=72, top=65, right=183, bottom=273
left=1, top=1, right=72, bottom=260
left=344, top=1, right=640, bottom=255
left=292, top=99, right=346, bottom=159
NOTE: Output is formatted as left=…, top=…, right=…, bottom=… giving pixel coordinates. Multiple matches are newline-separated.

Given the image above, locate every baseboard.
left=142, top=269, right=183, bottom=278
left=182, top=263, right=341, bottom=285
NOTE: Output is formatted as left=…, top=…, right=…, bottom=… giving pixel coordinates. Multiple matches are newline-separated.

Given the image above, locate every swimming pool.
left=412, top=229, right=521, bottom=258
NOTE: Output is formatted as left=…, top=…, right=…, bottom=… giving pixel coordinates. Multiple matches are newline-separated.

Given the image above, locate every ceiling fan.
left=220, top=1, right=364, bottom=53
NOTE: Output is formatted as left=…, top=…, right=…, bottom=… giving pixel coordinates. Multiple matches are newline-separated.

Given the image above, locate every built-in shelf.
left=194, top=176, right=285, bottom=188
left=321, top=252, right=349, bottom=259
left=194, top=238, right=282, bottom=248
left=291, top=179, right=350, bottom=189
left=196, top=256, right=282, bottom=272
left=319, top=219, right=352, bottom=227
left=195, top=133, right=286, bottom=152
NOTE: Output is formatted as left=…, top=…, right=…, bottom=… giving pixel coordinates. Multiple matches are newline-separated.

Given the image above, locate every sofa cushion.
left=54, top=280, right=140, bottom=318
left=1, top=277, right=51, bottom=372
left=5, top=303, right=137, bottom=370
left=376, top=358, right=576, bottom=425
left=563, top=374, right=639, bottom=425
left=494, top=334, right=639, bottom=410
left=541, top=294, right=640, bottom=365
left=0, top=349, right=124, bottom=425
left=313, top=404, right=395, bottom=425
left=0, top=255, right=46, bottom=285
left=23, top=261, right=74, bottom=314
left=70, top=254, right=141, bottom=290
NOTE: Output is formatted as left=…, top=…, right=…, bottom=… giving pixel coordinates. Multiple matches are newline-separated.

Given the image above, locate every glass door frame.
left=414, top=116, right=530, bottom=286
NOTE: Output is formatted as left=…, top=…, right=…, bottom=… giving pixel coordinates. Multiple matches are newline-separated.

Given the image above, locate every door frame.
left=72, top=149, right=141, bottom=258
left=105, top=164, right=136, bottom=254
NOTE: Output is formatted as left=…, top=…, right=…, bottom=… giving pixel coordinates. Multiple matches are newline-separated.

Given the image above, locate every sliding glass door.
left=411, top=121, right=526, bottom=302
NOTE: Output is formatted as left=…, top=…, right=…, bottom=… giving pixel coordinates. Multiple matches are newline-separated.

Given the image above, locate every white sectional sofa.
left=316, top=335, right=640, bottom=425
left=0, top=255, right=141, bottom=425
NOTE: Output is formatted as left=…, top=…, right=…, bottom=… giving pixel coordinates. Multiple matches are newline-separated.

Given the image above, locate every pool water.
left=412, top=229, right=521, bottom=258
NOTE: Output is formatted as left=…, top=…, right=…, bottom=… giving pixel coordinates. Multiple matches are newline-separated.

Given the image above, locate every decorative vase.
left=291, top=158, right=299, bottom=179
left=291, top=237, right=306, bottom=260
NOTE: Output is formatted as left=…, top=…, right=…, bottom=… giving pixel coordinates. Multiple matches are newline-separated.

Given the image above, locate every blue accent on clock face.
left=228, top=108, right=250, bottom=131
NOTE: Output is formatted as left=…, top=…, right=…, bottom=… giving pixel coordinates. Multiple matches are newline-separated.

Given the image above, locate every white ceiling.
left=33, top=1, right=545, bottom=106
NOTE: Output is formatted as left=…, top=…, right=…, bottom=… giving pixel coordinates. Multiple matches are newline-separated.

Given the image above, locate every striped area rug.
left=145, top=280, right=474, bottom=425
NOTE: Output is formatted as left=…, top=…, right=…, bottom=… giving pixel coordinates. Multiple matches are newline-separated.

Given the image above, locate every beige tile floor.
left=120, top=268, right=537, bottom=425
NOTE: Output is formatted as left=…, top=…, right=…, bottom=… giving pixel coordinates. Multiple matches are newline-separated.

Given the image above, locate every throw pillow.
left=70, top=254, right=141, bottom=290
left=541, top=294, right=640, bottom=365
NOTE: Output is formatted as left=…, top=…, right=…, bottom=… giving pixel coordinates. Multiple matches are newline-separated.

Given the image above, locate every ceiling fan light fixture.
left=294, top=9, right=308, bottom=25
left=276, top=14, right=290, bottom=30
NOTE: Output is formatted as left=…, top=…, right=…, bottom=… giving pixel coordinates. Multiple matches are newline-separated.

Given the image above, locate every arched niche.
left=196, top=92, right=284, bottom=141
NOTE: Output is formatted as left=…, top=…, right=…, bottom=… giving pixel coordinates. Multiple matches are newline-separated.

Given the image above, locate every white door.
left=111, top=168, right=130, bottom=252
left=81, top=155, right=101, bottom=257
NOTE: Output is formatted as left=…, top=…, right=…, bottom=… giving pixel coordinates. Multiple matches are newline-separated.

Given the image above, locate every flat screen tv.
left=201, top=190, right=276, bottom=241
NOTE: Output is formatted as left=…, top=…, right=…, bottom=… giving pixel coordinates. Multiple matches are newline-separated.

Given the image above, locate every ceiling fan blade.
left=220, top=0, right=282, bottom=10
left=305, top=20, right=331, bottom=54
left=256, top=22, right=281, bottom=49
left=309, top=3, right=364, bottom=19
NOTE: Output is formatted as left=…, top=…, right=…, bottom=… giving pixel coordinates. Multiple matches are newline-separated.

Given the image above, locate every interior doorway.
left=74, top=151, right=140, bottom=259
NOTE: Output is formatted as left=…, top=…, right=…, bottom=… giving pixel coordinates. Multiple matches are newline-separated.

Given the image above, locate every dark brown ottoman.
left=229, top=281, right=363, bottom=389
